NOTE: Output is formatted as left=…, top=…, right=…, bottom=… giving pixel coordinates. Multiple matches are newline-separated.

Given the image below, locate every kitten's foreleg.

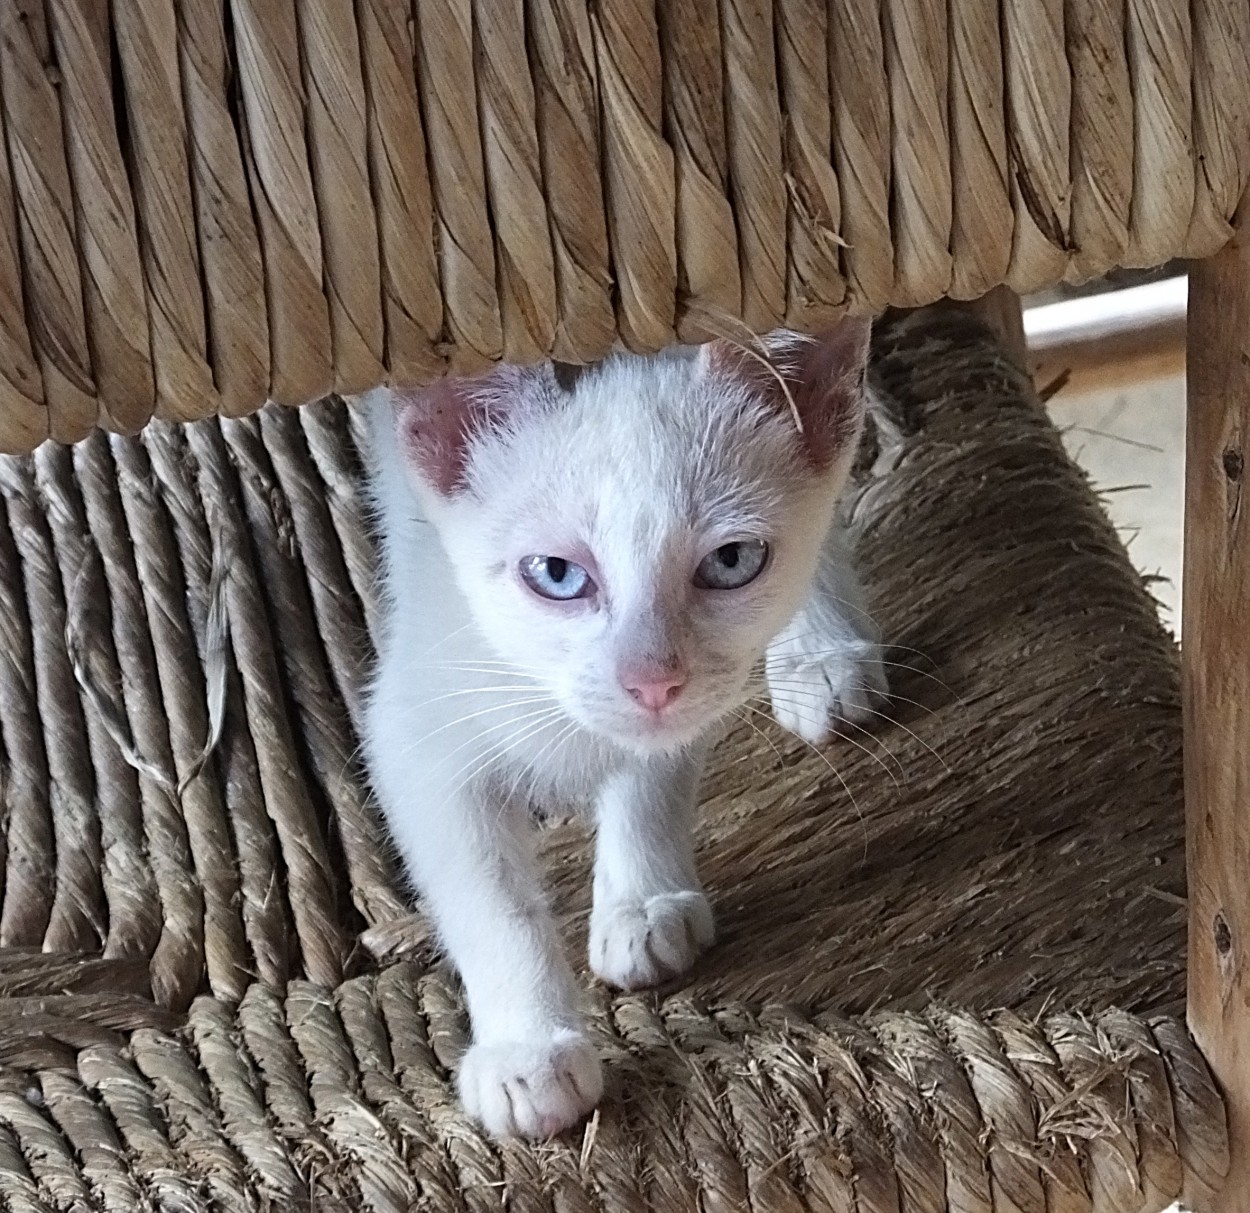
left=589, top=747, right=714, bottom=990
left=766, top=519, right=887, bottom=743
left=373, top=747, right=600, bottom=1138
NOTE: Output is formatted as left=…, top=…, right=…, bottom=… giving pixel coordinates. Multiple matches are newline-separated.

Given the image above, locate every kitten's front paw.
left=458, top=1029, right=602, bottom=1139
left=590, top=891, right=714, bottom=990
left=767, top=635, right=888, bottom=744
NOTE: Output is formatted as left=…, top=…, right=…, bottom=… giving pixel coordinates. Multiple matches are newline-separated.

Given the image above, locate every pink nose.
left=622, top=671, right=686, bottom=713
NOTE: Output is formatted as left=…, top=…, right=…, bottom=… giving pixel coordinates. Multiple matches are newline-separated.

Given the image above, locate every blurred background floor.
left=1026, top=273, right=1186, bottom=636
left=1046, top=370, right=1185, bottom=632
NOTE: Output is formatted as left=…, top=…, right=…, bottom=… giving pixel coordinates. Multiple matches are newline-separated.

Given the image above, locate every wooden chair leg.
left=966, top=284, right=1028, bottom=369
left=1186, top=235, right=1250, bottom=1211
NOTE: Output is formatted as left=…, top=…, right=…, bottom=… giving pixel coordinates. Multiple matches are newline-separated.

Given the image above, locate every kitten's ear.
left=702, top=317, right=871, bottom=469
left=392, top=364, right=560, bottom=495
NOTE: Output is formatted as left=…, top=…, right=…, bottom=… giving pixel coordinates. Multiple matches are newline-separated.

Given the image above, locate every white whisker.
left=410, top=697, right=558, bottom=747
left=730, top=707, right=788, bottom=767
left=746, top=695, right=903, bottom=784
left=411, top=684, right=550, bottom=710
left=408, top=704, right=564, bottom=783
left=731, top=700, right=868, bottom=856
left=441, top=710, right=567, bottom=803
left=768, top=652, right=961, bottom=702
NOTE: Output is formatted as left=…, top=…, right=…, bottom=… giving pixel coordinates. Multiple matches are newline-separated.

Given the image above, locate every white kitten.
left=362, top=323, right=886, bottom=1139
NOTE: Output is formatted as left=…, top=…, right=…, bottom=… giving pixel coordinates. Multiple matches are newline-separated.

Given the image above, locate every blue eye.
left=519, top=555, right=594, bottom=601
left=695, top=540, right=769, bottom=590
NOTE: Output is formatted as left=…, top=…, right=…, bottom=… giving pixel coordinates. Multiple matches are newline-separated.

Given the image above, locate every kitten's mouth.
left=572, top=679, right=746, bottom=754
left=572, top=705, right=697, bottom=756
left=635, top=709, right=687, bottom=738
left=620, top=721, right=702, bottom=755
left=610, top=697, right=732, bottom=754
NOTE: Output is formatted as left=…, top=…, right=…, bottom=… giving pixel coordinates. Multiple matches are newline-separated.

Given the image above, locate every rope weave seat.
left=0, top=978, right=1227, bottom=1213
left=0, top=307, right=1227, bottom=1210
left=0, top=1, right=1247, bottom=452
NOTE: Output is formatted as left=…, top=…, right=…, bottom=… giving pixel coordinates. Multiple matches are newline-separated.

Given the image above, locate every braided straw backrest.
left=0, top=0, right=1247, bottom=452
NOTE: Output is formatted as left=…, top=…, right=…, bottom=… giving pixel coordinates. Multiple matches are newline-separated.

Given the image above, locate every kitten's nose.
left=621, top=664, right=686, bottom=713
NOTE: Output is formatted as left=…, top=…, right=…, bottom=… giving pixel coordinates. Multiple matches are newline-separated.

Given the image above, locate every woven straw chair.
left=0, top=2, right=1246, bottom=1210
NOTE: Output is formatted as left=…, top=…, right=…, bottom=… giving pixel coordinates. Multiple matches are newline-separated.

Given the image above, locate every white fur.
left=767, top=520, right=889, bottom=740
left=362, top=338, right=884, bottom=1138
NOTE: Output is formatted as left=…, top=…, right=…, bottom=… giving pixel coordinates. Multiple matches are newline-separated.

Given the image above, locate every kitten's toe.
left=829, top=642, right=889, bottom=727
left=768, top=639, right=888, bottom=744
left=590, top=890, right=714, bottom=990
left=458, top=1030, right=602, bottom=1139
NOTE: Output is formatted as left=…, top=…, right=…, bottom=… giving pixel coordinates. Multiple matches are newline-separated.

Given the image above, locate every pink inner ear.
left=394, top=378, right=485, bottom=496
left=705, top=318, right=871, bottom=470
left=791, top=319, right=871, bottom=469
left=393, top=363, right=558, bottom=495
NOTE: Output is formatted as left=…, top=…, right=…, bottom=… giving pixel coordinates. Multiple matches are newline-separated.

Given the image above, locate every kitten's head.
left=391, top=321, right=870, bottom=755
